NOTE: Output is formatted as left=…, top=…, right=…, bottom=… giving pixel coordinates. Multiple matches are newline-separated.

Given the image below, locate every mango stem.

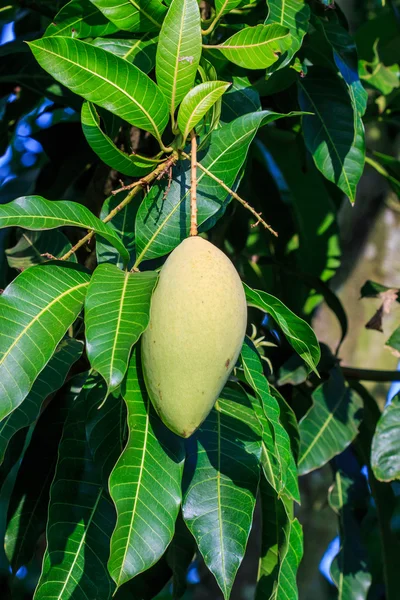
left=190, top=130, right=198, bottom=237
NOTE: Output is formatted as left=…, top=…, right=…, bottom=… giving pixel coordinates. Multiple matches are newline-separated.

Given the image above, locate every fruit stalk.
left=190, top=130, right=198, bottom=237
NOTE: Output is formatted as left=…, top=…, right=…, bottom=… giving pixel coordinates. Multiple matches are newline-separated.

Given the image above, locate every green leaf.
left=359, top=40, right=400, bottom=96
left=265, top=0, right=310, bottom=69
left=316, top=15, right=368, bottom=116
left=81, top=101, right=159, bottom=177
left=91, top=34, right=158, bottom=73
left=0, top=339, right=82, bottom=465
left=5, top=382, right=71, bottom=572
left=108, top=347, right=184, bottom=590
left=182, top=384, right=262, bottom=600
left=135, top=111, right=300, bottom=264
left=209, top=24, right=292, bottom=70
left=329, top=469, right=372, bottom=600
left=271, top=386, right=300, bottom=464
left=221, top=75, right=261, bottom=123
left=6, top=230, right=77, bottom=270
left=371, top=394, right=400, bottom=482
left=241, top=339, right=299, bottom=502
left=44, top=0, right=118, bottom=38
left=97, top=192, right=138, bottom=269
left=0, top=262, right=90, bottom=422
left=298, top=370, right=363, bottom=475
left=85, top=265, right=158, bottom=393
left=29, top=37, right=169, bottom=144
left=34, top=378, right=115, bottom=600
left=0, top=195, right=129, bottom=263
left=214, top=0, right=243, bottom=19
left=90, top=0, right=167, bottom=32
left=298, top=67, right=365, bottom=203
left=386, top=326, right=400, bottom=354
left=177, top=81, right=230, bottom=142
left=244, top=283, right=320, bottom=373
left=273, top=518, right=303, bottom=600
left=156, top=0, right=202, bottom=117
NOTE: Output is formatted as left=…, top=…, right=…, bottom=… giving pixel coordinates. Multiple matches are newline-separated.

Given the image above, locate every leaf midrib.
left=108, top=271, right=130, bottom=388
left=220, top=32, right=289, bottom=50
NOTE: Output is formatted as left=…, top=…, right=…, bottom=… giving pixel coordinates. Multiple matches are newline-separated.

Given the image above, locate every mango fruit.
left=141, top=236, right=247, bottom=437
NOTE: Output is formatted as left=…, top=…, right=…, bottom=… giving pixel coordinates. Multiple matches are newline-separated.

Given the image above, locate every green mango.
left=141, top=236, right=247, bottom=437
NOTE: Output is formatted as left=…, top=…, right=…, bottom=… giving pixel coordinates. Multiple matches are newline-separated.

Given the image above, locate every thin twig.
left=182, top=151, right=278, bottom=237
left=190, top=131, right=198, bottom=236
left=60, top=153, right=178, bottom=262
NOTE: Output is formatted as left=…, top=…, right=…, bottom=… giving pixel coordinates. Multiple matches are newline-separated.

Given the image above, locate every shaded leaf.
left=209, top=24, right=291, bottom=70
left=298, top=67, right=365, bottom=203
left=221, top=75, right=261, bottom=123
left=6, top=230, right=77, bottom=270
left=44, top=0, right=118, bottom=38
left=298, top=370, right=363, bottom=475
left=177, top=81, right=230, bottom=142
left=156, top=0, right=202, bottom=116
left=108, top=347, right=184, bottom=590
left=241, top=339, right=299, bottom=502
left=182, top=384, right=262, bottom=599
left=90, top=0, right=167, bottom=32
left=0, top=262, right=90, bottom=421
left=0, top=339, right=83, bottom=464
left=91, top=34, right=158, bottom=73
left=97, top=192, right=138, bottom=270
left=371, top=394, right=400, bottom=482
left=167, top=512, right=196, bottom=599
left=33, top=378, right=115, bottom=600
left=85, top=264, right=158, bottom=393
left=244, top=283, right=320, bottom=373
left=81, top=101, right=159, bottom=177
left=0, top=195, right=129, bottom=263
left=265, top=0, right=310, bottom=69
left=29, top=37, right=169, bottom=143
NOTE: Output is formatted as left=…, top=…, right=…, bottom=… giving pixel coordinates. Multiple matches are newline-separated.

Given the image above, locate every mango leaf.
left=33, top=377, right=116, bottom=600
left=208, top=24, right=292, bottom=70
left=29, top=37, right=169, bottom=144
left=0, top=195, right=129, bottom=263
left=81, top=101, right=159, bottom=177
left=91, top=34, right=158, bottom=72
left=316, top=15, right=367, bottom=117
left=298, top=67, right=365, bottom=203
left=241, top=339, right=299, bottom=502
left=44, top=0, right=118, bottom=38
left=371, top=394, right=400, bottom=482
left=221, top=75, right=261, bottom=123
left=271, top=386, right=300, bottom=464
left=329, top=469, right=372, bottom=600
left=265, top=0, right=310, bottom=69
left=156, top=0, right=202, bottom=116
left=90, top=0, right=167, bottom=32
left=5, top=381, right=72, bottom=572
left=85, top=265, right=158, bottom=393
left=108, top=347, right=184, bottom=591
left=177, top=81, right=230, bottom=142
left=244, top=283, right=320, bottom=373
left=97, top=192, right=139, bottom=270
left=214, top=0, right=242, bottom=19
left=134, top=110, right=301, bottom=264
left=0, top=263, right=90, bottom=422
left=298, top=370, right=363, bottom=475
left=0, top=339, right=82, bottom=465
left=6, top=230, right=77, bottom=270
left=359, top=40, right=400, bottom=96
left=182, top=384, right=262, bottom=600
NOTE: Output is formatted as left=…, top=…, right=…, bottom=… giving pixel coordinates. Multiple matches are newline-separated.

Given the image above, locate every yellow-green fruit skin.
left=141, top=236, right=247, bottom=438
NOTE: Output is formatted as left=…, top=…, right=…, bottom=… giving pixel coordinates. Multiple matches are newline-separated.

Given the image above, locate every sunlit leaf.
left=156, top=0, right=202, bottom=116
left=208, top=24, right=291, bottom=70
left=91, top=34, right=158, bottom=72
left=29, top=37, right=169, bottom=143
left=85, top=265, right=158, bottom=393
left=108, top=347, right=184, bottom=591
left=177, top=81, right=230, bottom=142
left=371, top=394, right=400, bottom=482
left=265, top=0, right=310, bottom=69
left=0, top=263, right=90, bottom=421
left=0, top=195, right=129, bottom=263
left=90, top=0, right=167, bottom=32
left=44, top=0, right=118, bottom=38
